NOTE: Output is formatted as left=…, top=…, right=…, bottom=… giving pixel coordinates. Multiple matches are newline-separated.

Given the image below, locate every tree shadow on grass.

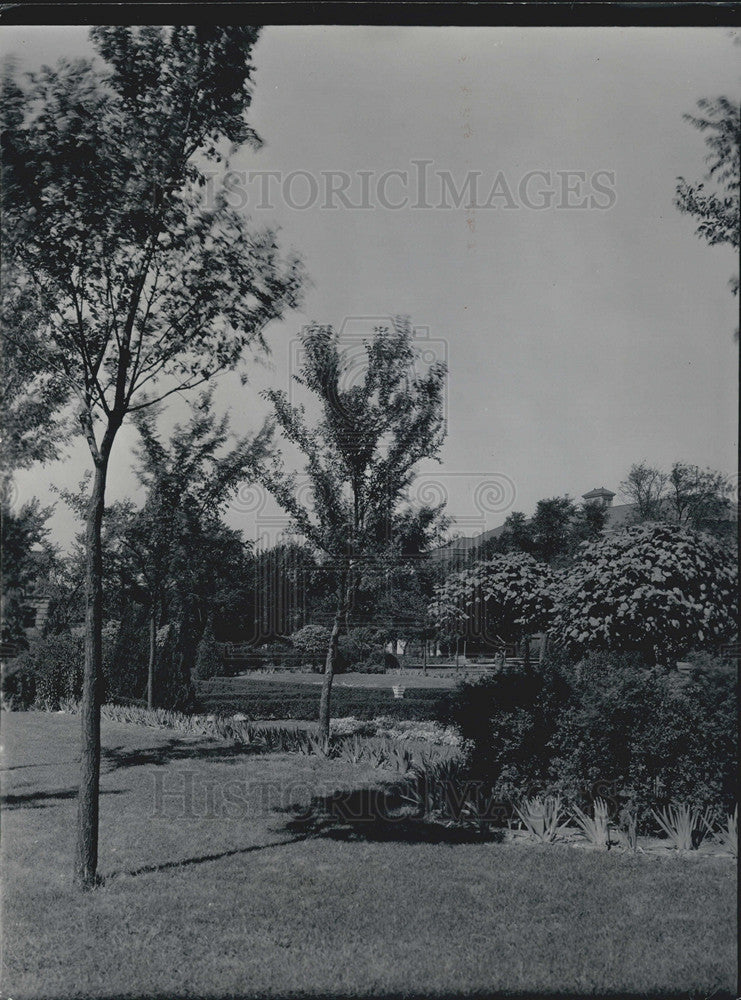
left=1, top=788, right=126, bottom=810
left=108, top=835, right=309, bottom=881
left=275, top=783, right=505, bottom=845
left=101, top=737, right=263, bottom=773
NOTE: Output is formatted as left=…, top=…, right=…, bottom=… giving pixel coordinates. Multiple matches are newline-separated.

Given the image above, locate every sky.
left=3, top=25, right=739, bottom=550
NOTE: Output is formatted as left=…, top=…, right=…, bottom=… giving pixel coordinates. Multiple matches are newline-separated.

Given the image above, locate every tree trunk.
left=522, top=634, right=531, bottom=669
left=74, top=457, right=109, bottom=890
left=318, top=575, right=349, bottom=744
left=147, top=608, right=157, bottom=710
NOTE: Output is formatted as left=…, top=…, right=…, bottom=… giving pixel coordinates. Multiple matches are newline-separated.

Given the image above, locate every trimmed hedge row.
left=196, top=679, right=451, bottom=722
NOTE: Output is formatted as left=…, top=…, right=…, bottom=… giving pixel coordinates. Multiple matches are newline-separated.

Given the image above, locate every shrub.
left=549, top=652, right=737, bottom=825
left=290, top=625, right=331, bottom=671
left=105, top=609, right=149, bottom=702
left=551, top=522, right=737, bottom=665
left=195, top=678, right=452, bottom=722
left=449, top=660, right=571, bottom=800
left=194, top=618, right=222, bottom=680
left=1, top=649, right=38, bottom=709
left=1, top=634, right=84, bottom=709
left=340, top=627, right=387, bottom=671
left=155, top=624, right=196, bottom=713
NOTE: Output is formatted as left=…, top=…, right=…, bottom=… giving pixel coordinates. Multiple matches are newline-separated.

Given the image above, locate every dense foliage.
left=550, top=522, right=737, bottom=664
left=451, top=652, right=736, bottom=825
left=430, top=552, right=555, bottom=648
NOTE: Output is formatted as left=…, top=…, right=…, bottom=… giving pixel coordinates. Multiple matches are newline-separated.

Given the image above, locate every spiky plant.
left=513, top=796, right=563, bottom=843
left=570, top=798, right=610, bottom=849
left=713, top=807, right=737, bottom=857
left=652, top=803, right=715, bottom=851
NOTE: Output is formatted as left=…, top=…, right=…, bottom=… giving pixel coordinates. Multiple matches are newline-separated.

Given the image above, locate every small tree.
left=114, top=395, right=267, bottom=706
left=194, top=618, right=222, bottom=681
left=430, top=552, right=555, bottom=665
left=550, top=522, right=738, bottom=666
left=248, top=318, right=446, bottom=740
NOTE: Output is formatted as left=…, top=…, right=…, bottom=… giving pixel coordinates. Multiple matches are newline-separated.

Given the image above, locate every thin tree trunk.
left=147, top=608, right=157, bottom=710
left=522, top=634, right=531, bottom=669
left=74, top=457, right=109, bottom=890
left=318, top=574, right=349, bottom=744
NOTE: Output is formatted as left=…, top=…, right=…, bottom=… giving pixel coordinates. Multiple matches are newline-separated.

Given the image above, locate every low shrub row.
left=196, top=679, right=451, bottom=722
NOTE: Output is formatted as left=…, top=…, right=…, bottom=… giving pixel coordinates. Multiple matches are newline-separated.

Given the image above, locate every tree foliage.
left=1, top=497, right=57, bottom=645
left=290, top=624, right=332, bottom=670
left=550, top=522, right=737, bottom=665
left=430, top=552, right=555, bottom=646
left=620, top=460, right=733, bottom=539
left=675, top=95, right=740, bottom=332
left=248, top=318, right=447, bottom=738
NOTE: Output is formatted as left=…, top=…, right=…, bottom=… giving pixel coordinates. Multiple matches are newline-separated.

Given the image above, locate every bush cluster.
left=2, top=634, right=86, bottom=709
left=2, top=617, right=197, bottom=713
left=451, top=652, right=737, bottom=826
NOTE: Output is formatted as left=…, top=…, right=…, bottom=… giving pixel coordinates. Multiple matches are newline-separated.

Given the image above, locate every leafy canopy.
left=550, top=522, right=738, bottom=664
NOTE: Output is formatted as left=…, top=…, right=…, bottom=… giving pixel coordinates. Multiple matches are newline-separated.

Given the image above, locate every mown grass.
left=1, top=711, right=737, bottom=1000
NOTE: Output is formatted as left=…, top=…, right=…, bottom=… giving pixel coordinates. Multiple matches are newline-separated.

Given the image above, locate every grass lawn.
left=1, top=710, right=737, bottom=1000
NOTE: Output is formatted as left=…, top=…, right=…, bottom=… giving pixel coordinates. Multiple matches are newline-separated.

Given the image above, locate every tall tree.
left=113, top=394, right=268, bottom=707
left=529, top=496, right=578, bottom=566
left=664, top=462, right=733, bottom=536
left=1, top=27, right=303, bottom=888
left=675, top=96, right=740, bottom=336
left=621, top=460, right=732, bottom=538
left=248, top=319, right=447, bottom=740
left=620, top=462, right=669, bottom=522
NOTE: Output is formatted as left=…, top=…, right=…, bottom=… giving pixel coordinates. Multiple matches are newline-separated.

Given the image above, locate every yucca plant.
left=368, top=745, right=390, bottom=769
left=652, top=803, right=715, bottom=851
left=570, top=798, right=610, bottom=850
left=390, top=746, right=413, bottom=774
left=713, top=807, right=737, bottom=858
left=615, top=807, right=640, bottom=853
left=513, top=796, right=564, bottom=843
left=337, top=735, right=368, bottom=765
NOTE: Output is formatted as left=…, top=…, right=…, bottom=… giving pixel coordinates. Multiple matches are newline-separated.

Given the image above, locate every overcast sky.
left=4, top=25, right=739, bottom=548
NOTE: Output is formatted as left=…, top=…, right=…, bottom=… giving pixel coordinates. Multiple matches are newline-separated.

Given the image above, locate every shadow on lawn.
left=1, top=788, right=126, bottom=810
left=110, top=835, right=309, bottom=881
left=101, top=737, right=262, bottom=772
left=276, top=784, right=505, bottom=845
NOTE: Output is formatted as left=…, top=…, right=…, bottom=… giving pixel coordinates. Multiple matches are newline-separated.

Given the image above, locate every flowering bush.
left=550, top=523, right=737, bottom=665
left=430, top=552, right=555, bottom=643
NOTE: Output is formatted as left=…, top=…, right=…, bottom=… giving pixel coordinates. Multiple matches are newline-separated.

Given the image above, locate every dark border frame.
left=0, top=2, right=739, bottom=26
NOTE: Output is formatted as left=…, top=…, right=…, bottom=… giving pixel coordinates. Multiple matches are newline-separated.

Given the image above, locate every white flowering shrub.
left=550, top=523, right=737, bottom=664
left=430, top=552, right=555, bottom=642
